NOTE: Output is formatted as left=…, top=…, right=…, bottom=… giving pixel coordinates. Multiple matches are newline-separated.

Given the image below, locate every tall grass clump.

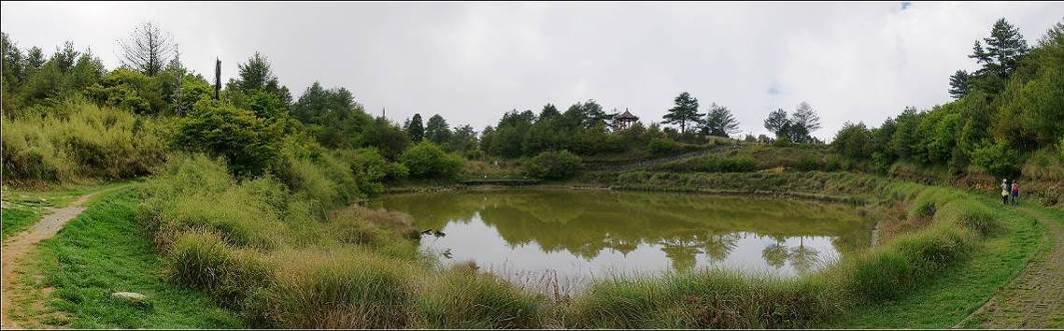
left=413, top=268, right=545, bottom=328
left=140, top=155, right=286, bottom=250
left=244, top=248, right=414, bottom=329
left=566, top=271, right=839, bottom=328
left=1, top=98, right=167, bottom=184
left=167, top=230, right=275, bottom=306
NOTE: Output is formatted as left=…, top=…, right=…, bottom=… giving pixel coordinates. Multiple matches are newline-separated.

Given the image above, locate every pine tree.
left=539, top=103, right=560, bottom=119
left=948, top=70, right=971, bottom=99
left=764, top=108, right=790, bottom=140
left=791, top=102, right=821, bottom=143
left=663, top=92, right=703, bottom=133
left=970, top=18, right=1029, bottom=78
left=1038, top=19, right=1064, bottom=47
left=580, top=99, right=611, bottom=129
left=405, top=113, right=425, bottom=142
left=425, top=114, right=451, bottom=144
left=702, top=103, right=740, bottom=137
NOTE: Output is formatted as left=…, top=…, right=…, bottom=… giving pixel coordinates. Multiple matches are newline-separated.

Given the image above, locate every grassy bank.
left=7, top=187, right=242, bottom=328
left=139, top=155, right=544, bottom=328
left=829, top=196, right=1043, bottom=327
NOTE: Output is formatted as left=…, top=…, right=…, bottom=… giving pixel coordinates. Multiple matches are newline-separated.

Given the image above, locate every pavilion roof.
left=616, top=110, right=639, bottom=120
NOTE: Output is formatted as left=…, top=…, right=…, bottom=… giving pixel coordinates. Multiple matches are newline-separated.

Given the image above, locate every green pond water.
left=371, top=189, right=875, bottom=291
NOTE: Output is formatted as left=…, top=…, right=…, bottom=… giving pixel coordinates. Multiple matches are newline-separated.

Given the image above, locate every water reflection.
left=371, top=189, right=873, bottom=290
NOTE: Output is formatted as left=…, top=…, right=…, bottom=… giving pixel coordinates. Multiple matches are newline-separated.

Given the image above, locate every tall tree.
left=425, top=114, right=451, bottom=144
left=405, top=113, right=425, bottom=142
left=970, top=18, right=1029, bottom=78
left=2, top=33, right=26, bottom=100
left=447, top=124, right=478, bottom=154
left=119, top=22, right=176, bottom=76
left=764, top=108, right=790, bottom=140
left=25, top=47, right=45, bottom=71
left=580, top=99, right=611, bottom=129
left=791, top=101, right=821, bottom=143
left=948, top=70, right=971, bottom=99
left=663, top=92, right=703, bottom=134
left=701, top=103, right=740, bottom=137
left=1038, top=20, right=1064, bottom=47
left=229, top=52, right=291, bottom=104
left=539, top=103, right=561, bottom=120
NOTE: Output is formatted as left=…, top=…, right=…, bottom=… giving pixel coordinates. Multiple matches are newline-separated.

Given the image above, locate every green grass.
left=10, top=187, right=242, bottom=328
left=2, top=206, right=40, bottom=240
left=827, top=196, right=1043, bottom=327
left=1, top=181, right=131, bottom=240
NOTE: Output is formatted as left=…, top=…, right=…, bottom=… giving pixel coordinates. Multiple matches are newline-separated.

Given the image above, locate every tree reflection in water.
left=373, top=189, right=870, bottom=289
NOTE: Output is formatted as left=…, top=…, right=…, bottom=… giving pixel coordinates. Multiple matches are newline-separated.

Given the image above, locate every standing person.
left=1001, top=179, right=1010, bottom=205
left=1011, top=180, right=1020, bottom=206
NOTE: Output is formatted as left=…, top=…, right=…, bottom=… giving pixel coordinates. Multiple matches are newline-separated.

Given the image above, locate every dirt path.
left=957, top=206, right=1064, bottom=328
left=1, top=193, right=95, bottom=329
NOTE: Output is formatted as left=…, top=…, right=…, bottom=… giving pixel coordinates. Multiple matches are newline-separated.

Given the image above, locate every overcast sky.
left=2, top=2, right=1062, bottom=139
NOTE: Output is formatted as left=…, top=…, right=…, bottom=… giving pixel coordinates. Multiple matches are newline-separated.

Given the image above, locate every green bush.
left=341, top=147, right=408, bottom=193
left=523, top=150, right=582, bottom=180
left=86, top=68, right=163, bottom=114
left=173, top=100, right=284, bottom=178
left=399, top=141, right=464, bottom=179
left=970, top=141, right=1022, bottom=179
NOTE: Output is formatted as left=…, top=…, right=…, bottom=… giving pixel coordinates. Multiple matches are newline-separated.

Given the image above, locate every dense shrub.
left=0, top=99, right=166, bottom=184
left=970, top=141, right=1022, bottom=178
left=341, top=147, right=408, bottom=192
left=173, top=100, right=284, bottom=178
left=399, top=141, right=464, bottom=179
left=86, top=68, right=164, bottom=114
left=523, top=150, right=582, bottom=180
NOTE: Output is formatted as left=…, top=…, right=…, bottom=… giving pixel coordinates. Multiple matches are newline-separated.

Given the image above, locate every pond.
left=371, top=189, right=875, bottom=293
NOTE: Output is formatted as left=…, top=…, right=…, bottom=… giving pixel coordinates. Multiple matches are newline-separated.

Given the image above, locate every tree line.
left=832, top=18, right=1064, bottom=177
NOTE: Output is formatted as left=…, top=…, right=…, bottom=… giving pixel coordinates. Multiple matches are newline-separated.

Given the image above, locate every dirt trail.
left=1, top=193, right=95, bottom=329
left=957, top=206, right=1064, bottom=329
